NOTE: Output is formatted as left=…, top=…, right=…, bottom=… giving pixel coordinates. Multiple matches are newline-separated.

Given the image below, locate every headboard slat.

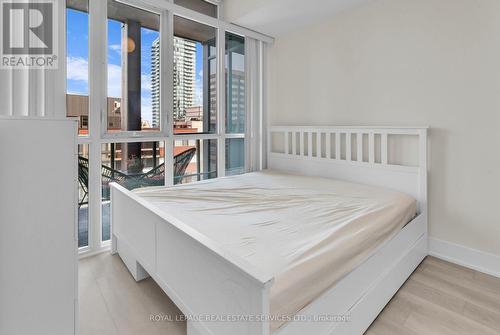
left=381, top=133, right=388, bottom=165
left=346, top=133, right=352, bottom=162
left=357, top=132, right=363, bottom=163
left=268, top=126, right=428, bottom=216
left=325, top=132, right=332, bottom=159
left=368, top=132, right=375, bottom=164
left=335, top=132, right=341, bottom=161
left=284, top=131, right=289, bottom=155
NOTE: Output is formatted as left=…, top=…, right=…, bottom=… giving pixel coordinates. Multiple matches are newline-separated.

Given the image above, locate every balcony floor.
left=78, top=203, right=111, bottom=248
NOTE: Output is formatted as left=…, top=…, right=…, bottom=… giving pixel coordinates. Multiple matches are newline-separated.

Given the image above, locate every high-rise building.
left=151, top=38, right=160, bottom=128
left=151, top=36, right=197, bottom=128
left=151, top=35, right=245, bottom=134
left=224, top=69, right=245, bottom=133
left=173, top=37, right=196, bottom=120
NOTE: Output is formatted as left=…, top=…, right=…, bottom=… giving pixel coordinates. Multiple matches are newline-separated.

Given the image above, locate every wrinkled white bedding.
left=133, top=170, right=417, bottom=331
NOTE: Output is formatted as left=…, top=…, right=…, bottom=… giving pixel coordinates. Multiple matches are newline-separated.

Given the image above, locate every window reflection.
left=225, top=32, right=245, bottom=134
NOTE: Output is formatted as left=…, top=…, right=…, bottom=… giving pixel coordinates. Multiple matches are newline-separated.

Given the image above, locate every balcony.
left=77, top=141, right=217, bottom=248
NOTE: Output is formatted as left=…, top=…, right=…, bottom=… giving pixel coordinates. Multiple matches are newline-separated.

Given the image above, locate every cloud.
left=194, top=79, right=203, bottom=106
left=108, top=44, right=121, bottom=56
left=67, top=56, right=88, bottom=82
left=68, top=56, right=156, bottom=119
left=67, top=56, right=122, bottom=98
left=141, top=74, right=151, bottom=92
left=107, top=63, right=122, bottom=98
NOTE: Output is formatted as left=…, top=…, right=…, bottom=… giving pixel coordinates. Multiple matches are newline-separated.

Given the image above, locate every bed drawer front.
left=156, top=221, right=271, bottom=335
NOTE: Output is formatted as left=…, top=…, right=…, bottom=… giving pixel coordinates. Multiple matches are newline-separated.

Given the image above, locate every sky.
left=66, top=8, right=204, bottom=124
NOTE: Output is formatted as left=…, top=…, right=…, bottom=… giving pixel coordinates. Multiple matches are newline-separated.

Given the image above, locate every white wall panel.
left=0, top=117, right=78, bottom=335
left=0, top=70, right=13, bottom=116
left=0, top=0, right=66, bottom=118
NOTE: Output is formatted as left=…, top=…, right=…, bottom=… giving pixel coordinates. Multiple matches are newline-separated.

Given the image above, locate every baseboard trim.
left=429, top=238, right=500, bottom=278
left=78, top=245, right=111, bottom=260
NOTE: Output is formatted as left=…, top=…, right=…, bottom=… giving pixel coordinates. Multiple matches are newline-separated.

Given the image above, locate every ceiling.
left=224, top=0, right=375, bottom=37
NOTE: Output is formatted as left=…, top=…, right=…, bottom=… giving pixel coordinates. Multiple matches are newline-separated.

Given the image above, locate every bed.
left=110, top=126, right=428, bottom=335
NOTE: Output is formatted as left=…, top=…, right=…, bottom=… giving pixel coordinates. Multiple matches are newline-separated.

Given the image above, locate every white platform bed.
left=110, top=126, right=428, bottom=335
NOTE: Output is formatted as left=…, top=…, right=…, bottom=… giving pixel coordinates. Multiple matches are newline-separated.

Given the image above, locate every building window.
left=226, top=138, right=245, bottom=175
left=225, top=33, right=246, bottom=176
left=67, top=0, right=263, bottom=255
left=172, top=16, right=217, bottom=134
left=80, top=115, right=88, bottom=128
left=67, top=0, right=90, bottom=249
left=77, top=144, right=90, bottom=248
left=106, top=0, right=160, bottom=133
left=225, top=32, right=245, bottom=134
left=173, top=139, right=217, bottom=184
left=66, top=0, right=89, bottom=136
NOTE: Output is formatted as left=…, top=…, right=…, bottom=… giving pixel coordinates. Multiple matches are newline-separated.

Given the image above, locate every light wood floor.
left=79, top=254, right=500, bottom=335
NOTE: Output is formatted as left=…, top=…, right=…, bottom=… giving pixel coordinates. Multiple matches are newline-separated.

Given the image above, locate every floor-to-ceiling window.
left=66, top=0, right=90, bottom=248
left=172, top=16, right=218, bottom=184
left=225, top=32, right=246, bottom=175
left=99, top=1, right=163, bottom=242
left=101, top=141, right=165, bottom=240
left=66, top=0, right=265, bottom=256
left=106, top=1, right=160, bottom=133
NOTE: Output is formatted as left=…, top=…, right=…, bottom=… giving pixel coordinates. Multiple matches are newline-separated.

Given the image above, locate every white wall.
left=224, top=0, right=268, bottom=21
left=224, top=0, right=375, bottom=37
left=268, top=0, right=500, bottom=257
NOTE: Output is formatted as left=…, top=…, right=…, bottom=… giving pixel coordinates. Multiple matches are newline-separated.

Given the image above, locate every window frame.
left=70, top=0, right=269, bottom=257
left=66, top=2, right=91, bottom=139
left=100, top=1, right=167, bottom=140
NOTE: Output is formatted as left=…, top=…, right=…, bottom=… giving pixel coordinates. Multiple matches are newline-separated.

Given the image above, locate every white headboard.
left=267, top=126, right=428, bottom=215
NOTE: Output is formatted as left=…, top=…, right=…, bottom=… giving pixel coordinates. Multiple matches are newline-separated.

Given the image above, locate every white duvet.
left=133, top=170, right=416, bottom=331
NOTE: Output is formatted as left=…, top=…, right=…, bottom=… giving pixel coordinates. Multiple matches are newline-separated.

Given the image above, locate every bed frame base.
left=111, top=185, right=426, bottom=335
left=114, top=236, right=150, bottom=282
left=327, top=236, right=426, bottom=335
left=111, top=125, right=428, bottom=335
left=112, top=226, right=426, bottom=335
left=111, top=183, right=273, bottom=335
left=274, top=215, right=426, bottom=335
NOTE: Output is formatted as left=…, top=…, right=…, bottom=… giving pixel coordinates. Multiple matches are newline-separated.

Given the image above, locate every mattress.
left=132, top=170, right=417, bottom=331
